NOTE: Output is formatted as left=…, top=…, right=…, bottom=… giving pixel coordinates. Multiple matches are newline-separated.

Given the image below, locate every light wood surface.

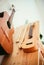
left=2, top=25, right=39, bottom=65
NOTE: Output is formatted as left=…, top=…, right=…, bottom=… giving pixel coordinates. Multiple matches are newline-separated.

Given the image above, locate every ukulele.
left=21, top=22, right=39, bottom=53
left=0, top=9, right=15, bottom=55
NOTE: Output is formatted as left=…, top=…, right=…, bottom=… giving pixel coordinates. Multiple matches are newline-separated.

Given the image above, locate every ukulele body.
left=21, top=22, right=39, bottom=53
left=0, top=11, right=14, bottom=55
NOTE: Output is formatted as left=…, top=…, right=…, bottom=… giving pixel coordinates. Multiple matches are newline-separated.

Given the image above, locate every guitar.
left=0, top=9, right=15, bottom=55
left=21, top=22, right=39, bottom=53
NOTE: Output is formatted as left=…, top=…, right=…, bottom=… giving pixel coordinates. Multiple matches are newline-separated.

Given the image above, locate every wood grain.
left=2, top=25, right=39, bottom=65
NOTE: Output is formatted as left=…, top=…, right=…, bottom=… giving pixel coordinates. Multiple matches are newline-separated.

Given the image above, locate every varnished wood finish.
left=2, top=25, right=39, bottom=65
left=0, top=10, right=14, bottom=54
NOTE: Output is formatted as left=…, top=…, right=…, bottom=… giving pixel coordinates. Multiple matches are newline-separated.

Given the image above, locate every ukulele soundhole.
left=0, top=12, right=4, bottom=17
left=26, top=42, right=32, bottom=45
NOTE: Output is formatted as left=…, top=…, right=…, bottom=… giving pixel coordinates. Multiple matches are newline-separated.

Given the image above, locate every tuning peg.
left=12, top=8, right=15, bottom=12
left=9, top=4, right=15, bottom=11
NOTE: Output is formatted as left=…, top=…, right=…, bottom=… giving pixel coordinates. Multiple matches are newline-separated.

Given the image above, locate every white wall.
left=0, top=0, right=42, bottom=27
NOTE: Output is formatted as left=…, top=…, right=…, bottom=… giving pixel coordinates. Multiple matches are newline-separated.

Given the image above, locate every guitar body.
left=0, top=11, right=14, bottom=54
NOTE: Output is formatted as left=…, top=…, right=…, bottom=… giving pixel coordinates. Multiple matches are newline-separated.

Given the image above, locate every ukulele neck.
left=8, top=9, right=15, bottom=25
